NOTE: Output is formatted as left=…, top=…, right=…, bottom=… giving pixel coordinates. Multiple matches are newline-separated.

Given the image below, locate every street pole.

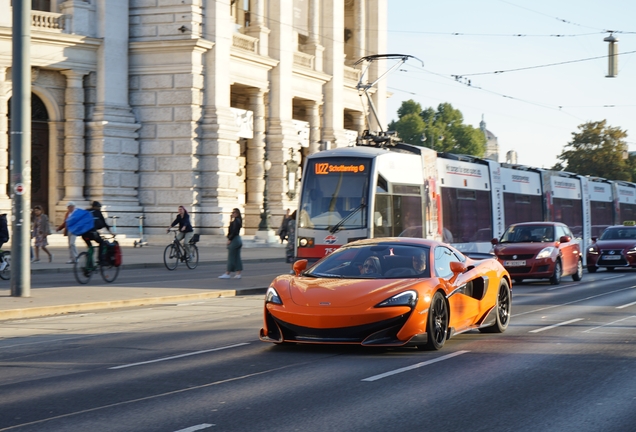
left=10, top=1, right=32, bottom=297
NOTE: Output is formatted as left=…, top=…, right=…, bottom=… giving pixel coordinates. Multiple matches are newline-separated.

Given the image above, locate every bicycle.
left=164, top=229, right=199, bottom=270
left=0, top=250, right=10, bottom=280
left=74, top=235, right=120, bottom=284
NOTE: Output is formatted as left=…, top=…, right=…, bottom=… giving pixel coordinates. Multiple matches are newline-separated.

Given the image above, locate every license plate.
left=602, top=255, right=621, bottom=260
left=504, top=260, right=526, bottom=267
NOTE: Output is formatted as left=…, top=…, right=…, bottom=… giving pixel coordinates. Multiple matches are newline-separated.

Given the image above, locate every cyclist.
left=167, top=205, right=194, bottom=259
left=81, top=201, right=113, bottom=265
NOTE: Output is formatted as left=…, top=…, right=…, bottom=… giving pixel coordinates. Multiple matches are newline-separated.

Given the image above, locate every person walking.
left=56, top=201, right=78, bottom=263
left=32, top=205, right=53, bottom=263
left=0, top=213, right=9, bottom=271
left=278, top=208, right=290, bottom=243
left=219, top=208, right=243, bottom=279
left=285, top=210, right=297, bottom=272
left=167, top=205, right=194, bottom=260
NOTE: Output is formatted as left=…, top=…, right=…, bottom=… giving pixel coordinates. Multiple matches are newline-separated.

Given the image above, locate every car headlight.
left=588, top=246, right=598, bottom=254
left=628, top=246, right=636, bottom=254
left=265, top=287, right=283, bottom=305
left=536, top=247, right=556, bottom=259
left=375, top=290, right=418, bottom=308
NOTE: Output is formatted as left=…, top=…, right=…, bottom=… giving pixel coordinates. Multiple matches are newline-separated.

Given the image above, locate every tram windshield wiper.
left=328, top=203, right=366, bottom=234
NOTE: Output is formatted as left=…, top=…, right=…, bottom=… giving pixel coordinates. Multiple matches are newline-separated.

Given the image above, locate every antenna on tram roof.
left=354, top=54, right=423, bottom=148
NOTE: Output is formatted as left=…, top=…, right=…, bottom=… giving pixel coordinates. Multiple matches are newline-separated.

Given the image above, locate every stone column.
left=86, top=0, right=142, bottom=234
left=59, top=0, right=93, bottom=36
left=0, top=67, right=9, bottom=211
left=60, top=70, right=88, bottom=204
left=367, top=0, right=388, bottom=132
left=200, top=0, right=241, bottom=236
left=321, top=0, right=348, bottom=148
left=244, top=88, right=266, bottom=234
left=305, top=100, right=321, bottom=155
left=301, top=0, right=324, bottom=72
left=268, top=0, right=298, bottom=210
left=245, top=0, right=270, bottom=57
left=355, top=0, right=366, bottom=60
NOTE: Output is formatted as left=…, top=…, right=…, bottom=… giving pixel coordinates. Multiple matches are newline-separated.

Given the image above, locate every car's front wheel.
left=587, top=265, right=597, bottom=273
left=549, top=259, right=562, bottom=285
left=419, top=292, right=448, bottom=351
left=480, top=279, right=511, bottom=333
left=572, top=259, right=583, bottom=281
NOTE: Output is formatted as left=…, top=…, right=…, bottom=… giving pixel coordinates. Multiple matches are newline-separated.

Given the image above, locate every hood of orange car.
left=287, top=277, right=420, bottom=307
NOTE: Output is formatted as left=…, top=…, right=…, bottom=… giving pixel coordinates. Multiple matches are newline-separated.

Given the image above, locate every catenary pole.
left=10, top=1, right=32, bottom=297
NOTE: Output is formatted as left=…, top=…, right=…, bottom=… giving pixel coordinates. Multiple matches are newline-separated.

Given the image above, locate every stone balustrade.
left=31, top=10, right=66, bottom=32
left=344, top=65, right=361, bottom=82
left=232, top=32, right=259, bottom=53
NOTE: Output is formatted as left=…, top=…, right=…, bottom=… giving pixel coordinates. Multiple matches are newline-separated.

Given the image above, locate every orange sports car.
left=260, top=238, right=512, bottom=350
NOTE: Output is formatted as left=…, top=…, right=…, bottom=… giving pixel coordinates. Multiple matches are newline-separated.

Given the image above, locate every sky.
left=386, top=0, right=636, bottom=169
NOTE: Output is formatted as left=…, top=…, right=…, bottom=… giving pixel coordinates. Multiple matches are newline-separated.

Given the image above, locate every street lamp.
left=258, top=158, right=272, bottom=230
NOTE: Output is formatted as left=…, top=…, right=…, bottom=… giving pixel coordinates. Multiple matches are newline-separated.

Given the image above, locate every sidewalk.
left=0, top=241, right=289, bottom=321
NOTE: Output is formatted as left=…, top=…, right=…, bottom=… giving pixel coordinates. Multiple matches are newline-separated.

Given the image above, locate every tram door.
left=7, top=94, right=50, bottom=214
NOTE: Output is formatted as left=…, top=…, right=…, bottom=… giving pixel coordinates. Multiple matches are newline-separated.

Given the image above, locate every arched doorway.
left=7, top=94, right=50, bottom=214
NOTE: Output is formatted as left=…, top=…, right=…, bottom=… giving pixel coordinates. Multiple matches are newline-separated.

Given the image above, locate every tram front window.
left=299, top=158, right=370, bottom=230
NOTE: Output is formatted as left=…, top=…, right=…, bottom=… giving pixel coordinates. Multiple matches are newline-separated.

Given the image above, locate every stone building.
left=0, top=0, right=387, bottom=240
left=480, top=115, right=499, bottom=162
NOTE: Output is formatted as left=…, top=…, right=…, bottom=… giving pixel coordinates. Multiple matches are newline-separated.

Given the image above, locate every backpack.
left=66, top=208, right=95, bottom=236
left=91, top=209, right=107, bottom=230
left=103, top=240, right=122, bottom=267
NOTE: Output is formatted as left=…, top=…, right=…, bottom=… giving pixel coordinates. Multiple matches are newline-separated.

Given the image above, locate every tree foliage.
left=553, top=120, right=632, bottom=181
left=389, top=100, right=486, bottom=157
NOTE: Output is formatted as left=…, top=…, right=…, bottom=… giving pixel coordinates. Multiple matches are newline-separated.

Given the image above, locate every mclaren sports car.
left=260, top=238, right=512, bottom=350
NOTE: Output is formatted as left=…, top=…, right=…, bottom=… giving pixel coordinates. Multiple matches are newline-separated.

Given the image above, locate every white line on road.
left=617, top=300, right=636, bottom=309
left=529, top=318, right=584, bottom=333
left=174, top=424, right=215, bottom=432
left=361, top=350, right=470, bottom=382
left=513, top=285, right=636, bottom=317
left=109, top=343, right=250, bottom=370
left=583, top=316, right=636, bottom=333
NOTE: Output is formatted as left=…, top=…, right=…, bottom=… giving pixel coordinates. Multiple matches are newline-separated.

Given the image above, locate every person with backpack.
left=82, top=201, right=113, bottom=265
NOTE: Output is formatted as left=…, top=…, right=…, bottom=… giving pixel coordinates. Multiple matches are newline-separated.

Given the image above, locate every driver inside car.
left=361, top=256, right=382, bottom=275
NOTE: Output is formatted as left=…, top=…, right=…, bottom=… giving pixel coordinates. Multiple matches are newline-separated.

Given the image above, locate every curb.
left=1, top=287, right=268, bottom=321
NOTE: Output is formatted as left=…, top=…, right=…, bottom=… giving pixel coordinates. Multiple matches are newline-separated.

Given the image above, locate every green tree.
left=389, top=100, right=486, bottom=156
left=553, top=120, right=631, bottom=181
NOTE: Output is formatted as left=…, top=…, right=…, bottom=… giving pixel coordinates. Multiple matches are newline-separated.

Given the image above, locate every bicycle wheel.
left=163, top=244, right=179, bottom=270
left=186, top=245, right=199, bottom=269
left=100, top=262, right=120, bottom=283
left=74, top=252, right=92, bottom=284
left=0, top=251, right=10, bottom=280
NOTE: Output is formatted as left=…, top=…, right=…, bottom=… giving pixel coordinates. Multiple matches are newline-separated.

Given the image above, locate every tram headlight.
left=298, top=237, right=314, bottom=247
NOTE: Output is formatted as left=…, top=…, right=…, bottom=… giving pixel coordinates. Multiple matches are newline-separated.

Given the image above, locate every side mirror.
left=293, top=259, right=308, bottom=275
left=450, top=261, right=467, bottom=276
left=591, top=236, right=598, bottom=242
left=559, top=235, right=571, bottom=243
left=491, top=238, right=499, bottom=245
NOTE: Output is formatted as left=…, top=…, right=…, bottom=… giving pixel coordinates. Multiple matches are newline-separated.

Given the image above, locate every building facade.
left=0, top=0, right=387, bottom=239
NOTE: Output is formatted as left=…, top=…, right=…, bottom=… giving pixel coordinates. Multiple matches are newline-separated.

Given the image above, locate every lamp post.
left=285, top=148, right=300, bottom=200
left=258, top=158, right=272, bottom=230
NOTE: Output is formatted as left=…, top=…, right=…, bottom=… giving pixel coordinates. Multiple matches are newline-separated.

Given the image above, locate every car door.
left=434, top=246, right=482, bottom=331
left=558, top=225, right=578, bottom=274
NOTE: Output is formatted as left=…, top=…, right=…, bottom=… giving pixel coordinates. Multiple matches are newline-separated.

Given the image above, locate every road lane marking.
left=174, top=424, right=214, bottom=432
left=617, top=300, right=636, bottom=309
left=583, top=316, right=636, bottom=333
left=513, top=285, right=636, bottom=317
left=361, top=350, right=469, bottom=382
left=602, top=275, right=628, bottom=280
left=109, top=343, right=250, bottom=369
left=529, top=318, right=584, bottom=333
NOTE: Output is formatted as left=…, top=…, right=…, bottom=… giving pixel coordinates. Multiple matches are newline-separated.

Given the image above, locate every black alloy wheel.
left=420, top=291, right=448, bottom=350
left=480, top=279, right=511, bottom=333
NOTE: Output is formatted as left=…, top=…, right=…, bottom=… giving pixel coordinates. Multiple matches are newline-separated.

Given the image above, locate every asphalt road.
left=1, top=269, right=635, bottom=432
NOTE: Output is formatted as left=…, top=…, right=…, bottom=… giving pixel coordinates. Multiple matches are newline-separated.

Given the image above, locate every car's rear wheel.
left=479, top=279, right=511, bottom=333
left=587, top=265, right=597, bottom=273
left=549, top=259, right=562, bottom=285
left=419, top=292, right=448, bottom=351
left=572, top=259, right=583, bottom=281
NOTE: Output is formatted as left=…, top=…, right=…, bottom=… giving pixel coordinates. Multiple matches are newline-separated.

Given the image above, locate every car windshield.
left=305, top=243, right=431, bottom=279
left=599, top=227, right=636, bottom=240
left=500, top=225, right=554, bottom=243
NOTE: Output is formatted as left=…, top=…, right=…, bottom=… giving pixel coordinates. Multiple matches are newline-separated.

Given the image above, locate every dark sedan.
left=587, top=224, right=636, bottom=272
